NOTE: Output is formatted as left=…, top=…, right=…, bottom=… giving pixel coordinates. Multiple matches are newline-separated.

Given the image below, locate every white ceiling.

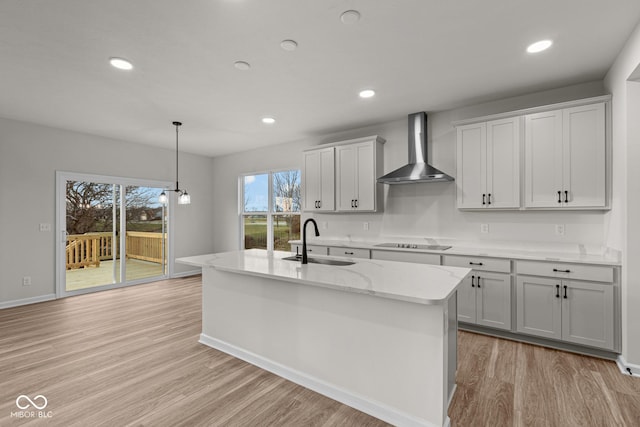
left=1, top=1, right=639, bottom=157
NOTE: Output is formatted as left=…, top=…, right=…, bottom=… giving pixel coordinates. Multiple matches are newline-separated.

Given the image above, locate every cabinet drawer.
left=516, top=260, right=614, bottom=283
left=443, top=255, right=511, bottom=273
left=371, top=250, right=440, bottom=265
left=328, top=247, right=370, bottom=259
left=291, top=245, right=329, bottom=256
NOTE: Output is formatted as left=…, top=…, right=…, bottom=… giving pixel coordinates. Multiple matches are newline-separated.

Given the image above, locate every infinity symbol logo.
left=15, top=395, right=48, bottom=410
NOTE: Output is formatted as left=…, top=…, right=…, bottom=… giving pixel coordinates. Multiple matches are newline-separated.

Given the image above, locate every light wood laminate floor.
left=0, top=276, right=638, bottom=426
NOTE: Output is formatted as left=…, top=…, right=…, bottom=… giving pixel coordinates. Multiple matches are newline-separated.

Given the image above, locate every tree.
left=66, top=182, right=158, bottom=235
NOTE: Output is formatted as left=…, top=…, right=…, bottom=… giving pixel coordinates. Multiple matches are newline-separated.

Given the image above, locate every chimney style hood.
left=377, top=112, right=454, bottom=184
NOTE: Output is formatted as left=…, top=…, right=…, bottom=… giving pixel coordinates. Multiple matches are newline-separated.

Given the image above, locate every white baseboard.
left=616, top=355, right=640, bottom=377
left=0, top=294, right=56, bottom=310
left=199, top=333, right=443, bottom=427
left=172, top=269, right=201, bottom=278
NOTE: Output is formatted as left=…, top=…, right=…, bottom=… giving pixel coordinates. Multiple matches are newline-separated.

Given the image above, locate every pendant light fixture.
left=159, top=121, right=191, bottom=205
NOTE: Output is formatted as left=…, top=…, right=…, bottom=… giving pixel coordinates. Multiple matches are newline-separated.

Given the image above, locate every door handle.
left=487, top=193, right=492, bottom=205
left=471, top=275, right=475, bottom=287
left=469, top=262, right=483, bottom=266
left=553, top=268, right=571, bottom=273
left=355, top=199, right=358, bottom=208
left=563, top=285, right=568, bottom=299
left=555, top=284, right=560, bottom=298
left=345, top=251, right=354, bottom=255
left=564, top=190, right=569, bottom=203
left=477, top=276, right=481, bottom=288
left=318, top=200, right=321, bottom=208
left=482, top=194, right=486, bottom=205
left=351, top=199, right=354, bottom=208
left=557, top=190, right=562, bottom=203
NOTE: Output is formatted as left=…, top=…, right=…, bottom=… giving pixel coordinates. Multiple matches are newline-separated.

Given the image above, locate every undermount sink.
left=282, top=255, right=355, bottom=266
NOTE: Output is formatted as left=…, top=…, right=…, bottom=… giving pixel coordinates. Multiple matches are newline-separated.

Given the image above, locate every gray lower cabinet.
left=516, top=276, right=614, bottom=350
left=457, top=271, right=512, bottom=330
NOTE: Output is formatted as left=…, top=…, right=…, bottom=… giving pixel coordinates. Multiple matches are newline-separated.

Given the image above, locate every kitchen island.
left=177, top=249, right=470, bottom=427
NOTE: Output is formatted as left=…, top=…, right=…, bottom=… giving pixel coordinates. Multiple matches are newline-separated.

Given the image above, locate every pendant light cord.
left=173, top=121, right=182, bottom=192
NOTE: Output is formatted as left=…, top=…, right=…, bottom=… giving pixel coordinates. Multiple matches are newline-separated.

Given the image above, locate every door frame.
left=56, top=171, right=174, bottom=298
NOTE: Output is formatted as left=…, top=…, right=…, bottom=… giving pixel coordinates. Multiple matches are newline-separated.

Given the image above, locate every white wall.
left=0, top=118, right=215, bottom=305
left=212, top=80, right=608, bottom=253
left=604, top=20, right=640, bottom=367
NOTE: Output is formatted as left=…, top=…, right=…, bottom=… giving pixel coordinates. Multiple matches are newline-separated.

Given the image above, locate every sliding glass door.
left=57, top=172, right=171, bottom=297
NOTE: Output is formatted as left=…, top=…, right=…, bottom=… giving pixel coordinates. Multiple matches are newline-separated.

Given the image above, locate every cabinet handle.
left=469, top=262, right=484, bottom=266
left=553, top=268, right=571, bottom=273
left=318, top=200, right=321, bottom=208
left=471, top=275, right=475, bottom=287
left=564, top=190, right=569, bottom=203
left=487, top=193, right=492, bottom=205
left=355, top=199, right=358, bottom=208
left=557, top=190, right=562, bottom=203
left=345, top=251, right=354, bottom=255
left=482, top=194, right=486, bottom=205
left=351, top=199, right=355, bottom=208
left=477, top=276, right=481, bottom=288
left=316, top=201, right=320, bottom=208
left=555, top=284, right=560, bottom=298
left=307, top=249, right=312, bottom=252
left=563, top=285, right=568, bottom=299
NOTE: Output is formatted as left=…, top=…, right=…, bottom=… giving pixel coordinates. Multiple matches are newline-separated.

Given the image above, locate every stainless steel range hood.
left=377, top=112, right=454, bottom=184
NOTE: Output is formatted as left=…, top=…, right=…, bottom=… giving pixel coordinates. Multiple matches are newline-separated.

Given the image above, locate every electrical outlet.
left=480, top=224, right=489, bottom=234
left=39, top=223, right=51, bottom=232
left=22, top=276, right=32, bottom=286
left=363, top=222, right=369, bottom=231
left=555, top=224, right=565, bottom=236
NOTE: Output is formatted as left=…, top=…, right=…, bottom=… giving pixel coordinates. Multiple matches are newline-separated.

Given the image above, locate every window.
left=240, top=170, right=301, bottom=251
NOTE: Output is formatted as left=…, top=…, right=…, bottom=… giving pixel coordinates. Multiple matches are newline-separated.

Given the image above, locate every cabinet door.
left=562, top=103, right=606, bottom=208
left=476, top=272, right=512, bottom=330
left=561, top=280, right=614, bottom=350
left=303, top=150, right=320, bottom=211
left=486, top=118, right=520, bottom=208
left=355, top=142, right=375, bottom=211
left=336, top=145, right=357, bottom=211
left=456, top=123, right=486, bottom=208
left=516, top=276, right=562, bottom=340
left=457, top=274, right=477, bottom=323
left=524, top=110, right=563, bottom=208
left=318, top=148, right=335, bottom=211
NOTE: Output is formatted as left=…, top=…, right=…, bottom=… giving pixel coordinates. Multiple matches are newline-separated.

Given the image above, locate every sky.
left=244, top=174, right=269, bottom=211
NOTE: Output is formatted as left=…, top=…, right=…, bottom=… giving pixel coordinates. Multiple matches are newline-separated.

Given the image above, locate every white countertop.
left=289, top=238, right=621, bottom=266
left=176, top=249, right=470, bottom=305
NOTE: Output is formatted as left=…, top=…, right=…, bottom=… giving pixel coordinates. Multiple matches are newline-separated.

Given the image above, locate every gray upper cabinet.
left=303, top=136, right=384, bottom=214
left=456, top=117, right=521, bottom=209
left=524, top=102, right=606, bottom=209
left=454, top=96, right=610, bottom=211
left=336, top=137, right=384, bottom=212
left=303, top=147, right=335, bottom=212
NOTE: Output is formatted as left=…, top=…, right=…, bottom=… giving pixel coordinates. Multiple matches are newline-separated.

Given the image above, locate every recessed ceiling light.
left=359, top=89, right=375, bottom=98
left=234, top=61, right=251, bottom=70
left=340, top=10, right=361, bottom=24
left=109, top=57, right=133, bottom=70
left=526, top=40, right=553, bottom=54
left=280, top=40, right=298, bottom=51
left=262, top=117, right=276, bottom=124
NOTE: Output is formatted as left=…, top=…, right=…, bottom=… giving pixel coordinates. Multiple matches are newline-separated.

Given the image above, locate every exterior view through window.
left=241, top=170, right=301, bottom=251
left=64, top=180, right=168, bottom=292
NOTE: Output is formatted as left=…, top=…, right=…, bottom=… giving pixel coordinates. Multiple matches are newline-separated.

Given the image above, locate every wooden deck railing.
left=126, top=231, right=165, bottom=264
left=66, top=232, right=165, bottom=270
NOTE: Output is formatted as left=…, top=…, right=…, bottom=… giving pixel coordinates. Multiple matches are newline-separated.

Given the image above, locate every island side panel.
left=200, top=267, right=450, bottom=427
